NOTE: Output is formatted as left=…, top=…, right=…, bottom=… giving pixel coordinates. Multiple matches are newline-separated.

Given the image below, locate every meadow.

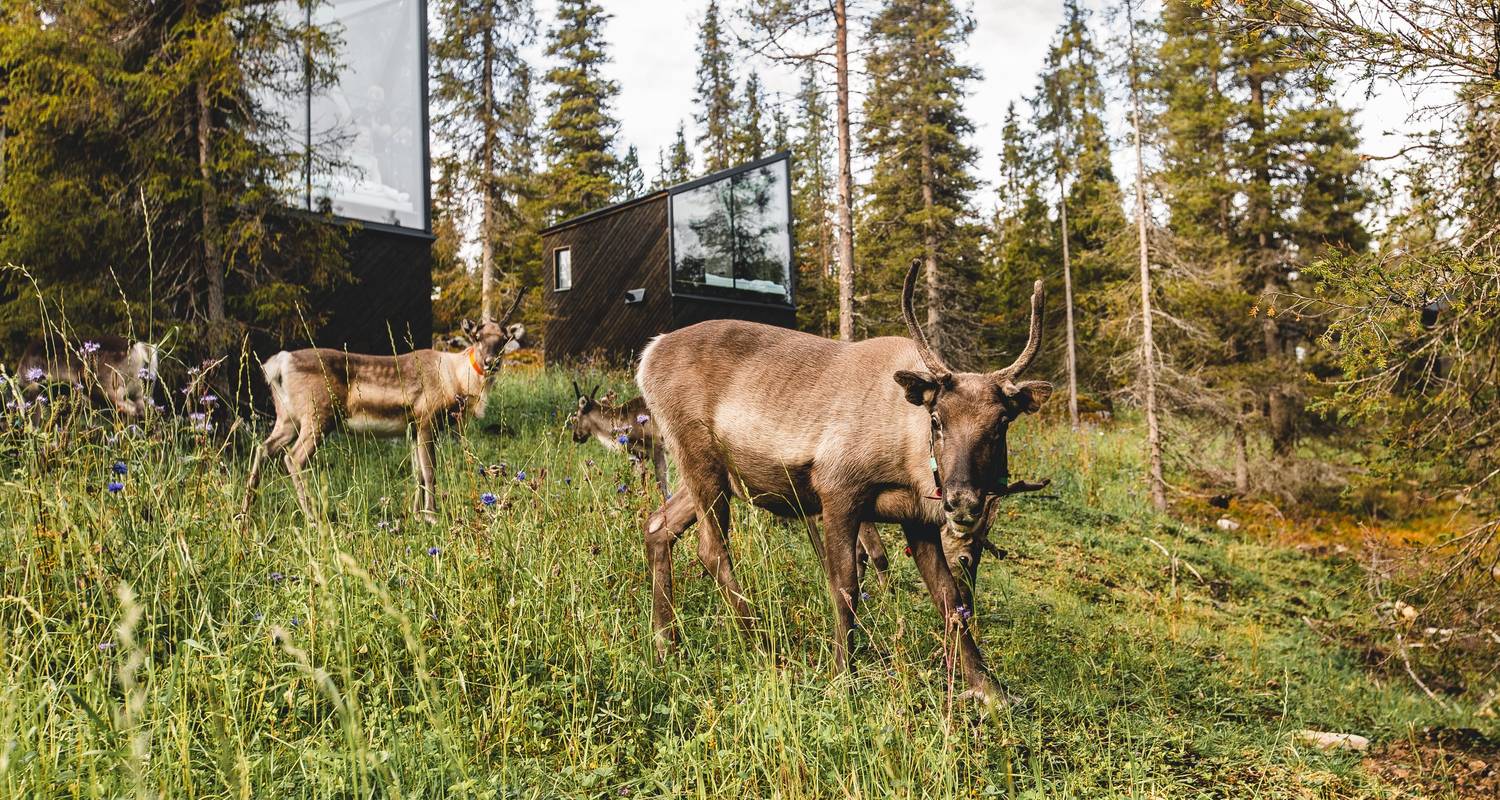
left=0, top=366, right=1491, bottom=798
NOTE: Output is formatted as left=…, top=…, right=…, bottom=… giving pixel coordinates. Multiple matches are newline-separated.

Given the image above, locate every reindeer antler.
left=495, top=285, right=529, bottom=327
left=994, top=280, right=1045, bottom=379
left=902, top=259, right=950, bottom=378
left=572, top=380, right=582, bottom=399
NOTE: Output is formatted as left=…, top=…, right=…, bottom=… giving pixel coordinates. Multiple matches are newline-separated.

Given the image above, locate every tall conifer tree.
left=540, top=0, right=620, bottom=221
left=694, top=0, right=739, bottom=172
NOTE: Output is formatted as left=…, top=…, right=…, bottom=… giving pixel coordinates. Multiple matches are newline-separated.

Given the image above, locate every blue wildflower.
left=481, top=492, right=497, bottom=506
left=617, top=434, right=630, bottom=446
left=106, top=481, right=124, bottom=493
left=515, top=470, right=527, bottom=481
left=563, top=477, right=572, bottom=485
left=112, top=461, right=128, bottom=476
left=427, top=546, right=441, bottom=556
left=860, top=592, right=871, bottom=602
left=289, top=617, right=299, bottom=627
left=617, top=483, right=629, bottom=494
left=269, top=571, right=284, bottom=583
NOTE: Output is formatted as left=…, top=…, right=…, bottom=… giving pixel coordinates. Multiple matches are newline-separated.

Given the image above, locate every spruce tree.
left=793, top=67, right=836, bottom=335
left=617, top=144, right=646, bottom=198
left=652, top=121, right=694, bottom=189
left=693, top=0, right=739, bottom=172
left=735, top=71, right=767, bottom=162
left=859, top=0, right=983, bottom=360
left=431, top=0, right=536, bottom=321
left=540, top=0, right=620, bottom=222
left=985, top=103, right=1056, bottom=363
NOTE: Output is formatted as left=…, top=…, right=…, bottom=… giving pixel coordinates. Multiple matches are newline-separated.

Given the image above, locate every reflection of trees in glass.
left=672, top=160, right=790, bottom=300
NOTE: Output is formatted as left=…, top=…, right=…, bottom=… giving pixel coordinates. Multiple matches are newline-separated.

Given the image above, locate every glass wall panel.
left=260, top=0, right=428, bottom=230
left=670, top=157, right=791, bottom=305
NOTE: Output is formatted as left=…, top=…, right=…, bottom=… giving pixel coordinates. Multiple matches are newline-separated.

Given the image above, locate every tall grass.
left=0, top=366, right=1483, bottom=798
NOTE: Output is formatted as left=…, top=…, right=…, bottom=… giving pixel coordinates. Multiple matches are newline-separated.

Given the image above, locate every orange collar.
left=467, top=347, right=486, bottom=377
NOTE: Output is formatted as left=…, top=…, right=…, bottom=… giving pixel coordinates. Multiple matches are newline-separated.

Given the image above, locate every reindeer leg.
left=650, top=446, right=671, bottom=498
left=820, top=504, right=863, bottom=674
left=901, top=522, right=1006, bottom=706
left=241, top=421, right=296, bottom=521
left=693, top=486, right=761, bottom=647
left=412, top=423, right=438, bottom=524
left=283, top=425, right=323, bottom=522
left=645, top=488, right=697, bottom=659
left=857, top=523, right=891, bottom=586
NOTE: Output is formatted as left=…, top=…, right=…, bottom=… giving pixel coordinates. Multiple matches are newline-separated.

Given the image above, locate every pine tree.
left=735, top=71, right=767, bottom=162
left=693, top=0, right=739, bottom=172
left=859, top=0, right=983, bottom=360
left=652, top=121, right=694, bottom=189
left=540, top=0, right=620, bottom=222
left=431, top=0, right=536, bottom=321
left=792, top=67, right=836, bottom=335
left=984, top=103, right=1055, bottom=363
left=617, top=144, right=646, bottom=198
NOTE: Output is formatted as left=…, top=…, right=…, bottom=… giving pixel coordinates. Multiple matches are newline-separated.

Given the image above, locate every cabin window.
left=670, top=156, right=792, bottom=305
left=554, top=247, right=573, bottom=291
left=257, top=0, right=428, bottom=230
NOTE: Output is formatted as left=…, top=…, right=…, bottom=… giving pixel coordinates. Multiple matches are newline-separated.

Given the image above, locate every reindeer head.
left=459, top=288, right=529, bottom=375
left=567, top=381, right=603, bottom=443
left=892, top=260, right=1051, bottom=543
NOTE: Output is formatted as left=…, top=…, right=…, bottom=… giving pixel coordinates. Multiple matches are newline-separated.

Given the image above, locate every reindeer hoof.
left=959, top=679, right=1022, bottom=711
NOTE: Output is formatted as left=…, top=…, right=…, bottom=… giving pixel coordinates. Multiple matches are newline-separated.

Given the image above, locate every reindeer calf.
left=242, top=296, right=524, bottom=523
left=568, top=383, right=670, bottom=496
left=16, top=334, right=158, bottom=418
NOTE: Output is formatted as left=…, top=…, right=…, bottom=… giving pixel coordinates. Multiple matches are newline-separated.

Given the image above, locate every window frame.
left=553, top=246, right=573, bottom=292
left=666, top=152, right=795, bottom=309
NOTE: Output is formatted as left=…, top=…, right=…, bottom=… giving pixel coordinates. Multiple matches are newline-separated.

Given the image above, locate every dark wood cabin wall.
left=310, top=227, right=434, bottom=356
left=543, top=195, right=671, bottom=365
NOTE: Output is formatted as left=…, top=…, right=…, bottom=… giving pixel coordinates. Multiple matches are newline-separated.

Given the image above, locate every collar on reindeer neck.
left=467, top=346, right=487, bottom=378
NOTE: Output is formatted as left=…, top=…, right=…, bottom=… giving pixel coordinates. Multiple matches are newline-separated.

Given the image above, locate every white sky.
left=526, top=0, right=1434, bottom=215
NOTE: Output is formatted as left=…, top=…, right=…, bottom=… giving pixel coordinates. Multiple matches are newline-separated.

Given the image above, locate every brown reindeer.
left=568, top=382, right=893, bottom=581
left=15, top=334, right=159, bottom=419
left=636, top=260, right=1050, bottom=703
left=241, top=291, right=526, bottom=523
left=567, top=382, right=671, bottom=496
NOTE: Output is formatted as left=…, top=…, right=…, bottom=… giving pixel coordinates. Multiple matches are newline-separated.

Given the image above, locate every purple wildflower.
left=200, top=393, right=218, bottom=407
left=269, top=571, right=284, bottom=583
left=860, top=592, right=871, bottom=602
left=377, top=520, right=392, bottom=530
left=106, top=481, right=124, bottom=493
left=955, top=604, right=972, bottom=622
left=137, top=367, right=156, bottom=382
left=97, top=641, right=114, bottom=651
left=617, top=483, right=629, bottom=494
left=427, top=546, right=441, bottom=556
left=515, top=470, right=527, bottom=481
left=80, top=341, right=100, bottom=355
left=636, top=414, right=649, bottom=425
left=24, top=367, right=43, bottom=382
left=481, top=492, right=497, bottom=506
left=112, top=462, right=128, bottom=476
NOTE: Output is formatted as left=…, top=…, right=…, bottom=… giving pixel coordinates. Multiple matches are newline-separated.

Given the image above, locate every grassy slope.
left=0, top=368, right=1487, bottom=798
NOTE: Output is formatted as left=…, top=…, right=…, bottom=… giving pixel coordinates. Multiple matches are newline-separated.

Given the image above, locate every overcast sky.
left=526, top=0, right=1432, bottom=215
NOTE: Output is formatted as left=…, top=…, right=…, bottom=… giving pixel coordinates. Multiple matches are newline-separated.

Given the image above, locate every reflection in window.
left=261, top=0, right=427, bottom=230
left=670, top=158, right=791, bottom=304
left=554, top=248, right=572, bottom=291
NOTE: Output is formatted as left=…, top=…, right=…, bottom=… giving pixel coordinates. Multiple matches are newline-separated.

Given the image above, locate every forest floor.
left=0, top=366, right=1494, bottom=798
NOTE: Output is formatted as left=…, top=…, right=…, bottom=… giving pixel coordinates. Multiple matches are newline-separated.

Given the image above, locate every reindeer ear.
left=894, top=370, right=940, bottom=407
left=507, top=323, right=525, bottom=341
left=460, top=319, right=476, bottom=339
left=1003, top=380, right=1053, bottom=414
left=578, top=395, right=589, bottom=410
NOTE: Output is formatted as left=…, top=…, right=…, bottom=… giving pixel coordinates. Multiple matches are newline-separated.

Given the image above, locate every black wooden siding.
left=311, top=227, right=434, bottom=355
left=543, top=194, right=672, bottom=365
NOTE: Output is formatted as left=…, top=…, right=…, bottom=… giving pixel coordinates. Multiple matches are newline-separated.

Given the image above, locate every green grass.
left=0, top=367, right=1487, bottom=798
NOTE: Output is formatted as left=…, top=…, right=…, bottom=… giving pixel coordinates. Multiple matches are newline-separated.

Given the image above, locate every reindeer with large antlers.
left=636, top=261, right=1050, bottom=703
left=241, top=291, right=527, bottom=523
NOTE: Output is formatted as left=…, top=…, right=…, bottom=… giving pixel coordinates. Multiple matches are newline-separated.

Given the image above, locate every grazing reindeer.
left=16, top=334, right=158, bottom=418
left=568, top=382, right=671, bottom=496
left=637, top=260, right=1050, bottom=703
left=241, top=291, right=526, bottom=523
left=569, top=382, right=893, bottom=581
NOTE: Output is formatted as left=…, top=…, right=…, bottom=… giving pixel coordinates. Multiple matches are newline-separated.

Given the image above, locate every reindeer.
left=15, top=334, right=159, bottom=418
left=569, top=381, right=894, bottom=582
left=567, top=382, right=671, bottom=496
left=241, top=291, right=526, bottom=523
left=636, top=260, right=1050, bottom=703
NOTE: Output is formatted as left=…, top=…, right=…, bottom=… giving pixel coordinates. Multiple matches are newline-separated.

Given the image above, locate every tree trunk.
left=480, top=26, right=497, bottom=322
left=920, top=103, right=941, bottom=358
left=834, top=0, right=855, bottom=341
left=1233, top=413, right=1249, bottom=494
left=1126, top=0, right=1164, bottom=511
left=196, top=76, right=225, bottom=326
left=1056, top=162, right=1080, bottom=429
left=1246, top=53, right=1295, bottom=457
